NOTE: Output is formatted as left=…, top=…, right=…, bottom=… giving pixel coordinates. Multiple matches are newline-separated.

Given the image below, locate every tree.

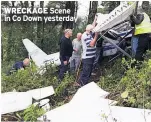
left=97, top=7, right=106, bottom=14
left=1, top=1, right=79, bottom=70
left=101, top=1, right=120, bottom=13
left=62, top=1, right=77, bottom=29
left=88, top=1, right=98, bottom=24
left=36, top=1, right=44, bottom=50
left=1, top=1, right=10, bottom=17
left=6, top=1, right=15, bottom=61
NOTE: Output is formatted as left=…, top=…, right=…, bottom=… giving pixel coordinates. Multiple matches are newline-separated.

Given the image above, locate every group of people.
left=8, top=7, right=151, bottom=87
left=58, top=9, right=151, bottom=86
left=58, top=16, right=102, bottom=86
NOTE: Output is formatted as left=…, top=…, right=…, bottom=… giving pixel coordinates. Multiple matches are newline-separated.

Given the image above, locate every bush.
left=48, top=72, right=75, bottom=109
left=18, top=105, right=45, bottom=121
left=1, top=62, right=76, bottom=110
left=1, top=63, right=58, bottom=92
left=98, top=51, right=151, bottom=109
left=55, top=72, right=75, bottom=97
left=98, top=58, right=125, bottom=91
left=117, top=58, right=151, bottom=109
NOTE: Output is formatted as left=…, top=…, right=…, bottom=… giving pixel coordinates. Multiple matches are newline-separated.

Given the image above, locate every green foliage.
left=1, top=63, right=58, bottom=92
left=1, top=1, right=66, bottom=64
left=121, top=91, right=129, bottom=99
left=97, top=8, right=106, bottom=14
left=1, top=62, right=76, bottom=109
left=55, top=72, right=74, bottom=97
left=2, top=0, right=151, bottom=117
left=100, top=1, right=120, bottom=13
left=98, top=51, right=151, bottom=109
left=98, top=59, right=125, bottom=91
left=88, top=1, right=98, bottom=24
left=118, top=58, right=151, bottom=108
left=19, top=105, right=45, bottom=121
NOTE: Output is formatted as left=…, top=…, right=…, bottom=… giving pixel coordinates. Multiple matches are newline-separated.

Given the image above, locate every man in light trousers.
left=70, top=33, right=82, bottom=73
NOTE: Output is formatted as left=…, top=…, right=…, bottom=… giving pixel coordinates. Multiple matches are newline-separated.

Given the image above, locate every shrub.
left=1, top=63, right=58, bottom=92
left=19, top=105, right=45, bottom=121
left=1, top=62, right=76, bottom=110
left=55, top=72, right=75, bottom=97
left=98, top=58, right=125, bottom=92
left=117, top=58, right=151, bottom=109
left=98, top=51, right=151, bottom=109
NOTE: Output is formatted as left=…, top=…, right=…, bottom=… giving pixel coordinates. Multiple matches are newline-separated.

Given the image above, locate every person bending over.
left=7, top=58, right=30, bottom=75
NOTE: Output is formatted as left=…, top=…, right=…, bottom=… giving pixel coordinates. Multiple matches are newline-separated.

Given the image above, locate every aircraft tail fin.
left=23, top=39, right=47, bottom=67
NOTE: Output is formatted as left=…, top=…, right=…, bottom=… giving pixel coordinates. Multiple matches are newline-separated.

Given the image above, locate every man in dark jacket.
left=59, top=29, right=73, bottom=81
left=7, top=58, right=30, bottom=75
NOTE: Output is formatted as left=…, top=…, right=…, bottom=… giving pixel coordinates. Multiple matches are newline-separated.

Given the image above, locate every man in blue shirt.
left=8, top=58, right=30, bottom=75
left=78, top=16, right=98, bottom=86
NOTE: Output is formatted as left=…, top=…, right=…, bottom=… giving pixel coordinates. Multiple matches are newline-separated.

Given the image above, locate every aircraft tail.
left=23, top=39, right=47, bottom=67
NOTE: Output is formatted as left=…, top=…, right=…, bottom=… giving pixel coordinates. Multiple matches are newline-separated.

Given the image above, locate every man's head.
left=77, top=33, right=82, bottom=41
left=137, top=2, right=149, bottom=14
left=64, top=29, right=72, bottom=38
left=86, top=24, right=94, bottom=32
left=23, top=58, right=30, bottom=67
left=142, top=1, right=149, bottom=11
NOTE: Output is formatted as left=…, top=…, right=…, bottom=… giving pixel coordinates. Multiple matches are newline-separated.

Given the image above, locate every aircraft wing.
left=23, top=39, right=47, bottom=67
left=1, top=92, right=32, bottom=114
left=27, top=86, right=55, bottom=100
left=38, top=82, right=151, bottom=122
left=37, top=82, right=115, bottom=122
left=1, top=86, right=54, bottom=114
left=94, top=2, right=136, bottom=32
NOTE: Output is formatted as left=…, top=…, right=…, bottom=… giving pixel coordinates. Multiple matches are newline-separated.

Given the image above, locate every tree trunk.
left=88, top=1, right=98, bottom=24
left=30, top=1, right=35, bottom=42
left=24, top=1, right=29, bottom=8
left=6, top=1, right=15, bottom=61
left=62, top=1, right=76, bottom=29
left=73, top=1, right=78, bottom=28
left=41, top=1, right=44, bottom=50
left=20, top=1, right=24, bottom=7
left=36, top=2, right=44, bottom=48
